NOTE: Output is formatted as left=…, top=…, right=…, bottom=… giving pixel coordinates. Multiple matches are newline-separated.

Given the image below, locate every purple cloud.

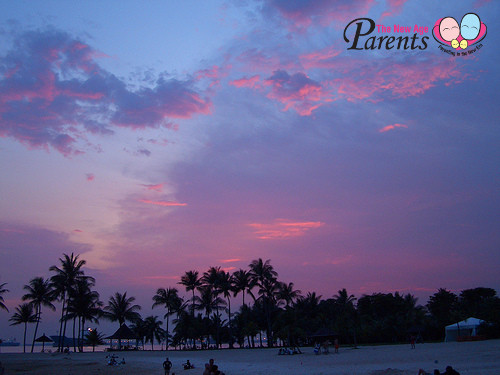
left=0, top=29, right=211, bottom=156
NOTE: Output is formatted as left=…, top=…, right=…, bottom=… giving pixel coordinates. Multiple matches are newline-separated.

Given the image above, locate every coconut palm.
left=152, top=287, right=183, bottom=350
left=218, top=270, right=235, bottom=347
left=9, top=303, right=37, bottom=352
left=333, top=288, right=358, bottom=347
left=249, top=258, right=279, bottom=347
left=248, top=258, right=278, bottom=289
left=144, top=315, right=165, bottom=350
left=179, top=270, right=202, bottom=316
left=65, top=278, right=102, bottom=352
left=103, top=292, right=141, bottom=350
left=277, top=282, right=301, bottom=308
left=232, top=269, right=252, bottom=306
left=50, top=253, right=92, bottom=351
left=0, top=282, right=9, bottom=312
left=130, top=317, right=148, bottom=350
left=22, top=277, right=55, bottom=352
left=85, top=328, right=105, bottom=352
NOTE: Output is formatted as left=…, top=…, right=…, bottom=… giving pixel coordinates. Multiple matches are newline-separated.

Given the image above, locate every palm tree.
left=277, top=282, right=301, bottom=308
left=65, top=278, right=102, bottom=352
left=0, top=282, right=9, bottom=312
left=333, top=288, right=357, bottom=347
left=49, top=253, right=92, bottom=351
left=218, top=270, right=235, bottom=348
left=144, top=315, right=165, bottom=350
left=22, top=277, right=55, bottom=352
left=103, top=292, right=141, bottom=350
left=196, top=286, right=226, bottom=347
left=9, top=303, right=37, bottom=352
left=179, top=271, right=202, bottom=316
left=152, top=287, right=183, bottom=350
left=232, top=269, right=252, bottom=306
left=85, top=328, right=105, bottom=352
left=130, top=318, right=148, bottom=350
left=249, top=258, right=279, bottom=347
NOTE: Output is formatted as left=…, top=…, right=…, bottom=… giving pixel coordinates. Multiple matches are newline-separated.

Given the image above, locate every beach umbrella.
left=35, top=334, right=53, bottom=352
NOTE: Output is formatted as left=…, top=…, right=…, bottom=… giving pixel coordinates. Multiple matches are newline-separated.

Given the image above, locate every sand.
left=1, top=339, right=499, bottom=375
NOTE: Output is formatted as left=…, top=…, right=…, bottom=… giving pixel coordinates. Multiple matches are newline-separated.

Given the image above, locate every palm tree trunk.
left=166, top=313, right=170, bottom=351
left=191, top=290, right=195, bottom=316
left=57, top=296, right=66, bottom=352
left=23, top=322, right=27, bottom=353
left=227, top=297, right=233, bottom=349
left=62, top=315, right=69, bottom=351
left=31, top=306, right=41, bottom=353
left=72, top=318, right=77, bottom=352
left=80, top=317, right=86, bottom=352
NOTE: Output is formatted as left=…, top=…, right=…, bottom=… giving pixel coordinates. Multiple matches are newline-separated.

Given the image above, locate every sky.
left=0, top=0, right=499, bottom=340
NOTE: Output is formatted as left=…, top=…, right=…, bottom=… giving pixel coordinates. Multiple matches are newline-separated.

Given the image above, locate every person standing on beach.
left=163, top=357, right=172, bottom=375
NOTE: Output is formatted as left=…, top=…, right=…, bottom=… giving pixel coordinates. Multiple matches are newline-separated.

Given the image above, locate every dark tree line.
left=2, top=253, right=500, bottom=352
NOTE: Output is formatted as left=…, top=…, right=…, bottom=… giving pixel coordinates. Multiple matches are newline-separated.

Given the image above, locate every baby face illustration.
left=439, top=17, right=460, bottom=42
left=460, top=13, right=481, bottom=40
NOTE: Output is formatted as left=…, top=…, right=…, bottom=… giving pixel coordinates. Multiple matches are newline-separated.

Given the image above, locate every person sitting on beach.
left=443, top=366, right=460, bottom=375
left=183, top=359, right=194, bottom=369
left=418, top=366, right=460, bottom=375
left=418, top=369, right=440, bottom=375
left=163, top=357, right=173, bottom=375
left=107, top=356, right=117, bottom=366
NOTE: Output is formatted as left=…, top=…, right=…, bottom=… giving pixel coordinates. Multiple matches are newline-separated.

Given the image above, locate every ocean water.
left=0, top=344, right=109, bottom=353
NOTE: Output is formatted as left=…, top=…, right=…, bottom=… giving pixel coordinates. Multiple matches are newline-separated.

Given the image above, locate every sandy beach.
left=1, top=340, right=499, bottom=375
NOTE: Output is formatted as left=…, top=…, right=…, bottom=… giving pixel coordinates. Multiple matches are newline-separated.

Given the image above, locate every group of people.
left=278, top=346, right=302, bottom=355
left=106, top=354, right=125, bottom=366
left=203, top=358, right=225, bottom=375
left=418, top=366, right=461, bottom=375
left=164, top=358, right=224, bottom=375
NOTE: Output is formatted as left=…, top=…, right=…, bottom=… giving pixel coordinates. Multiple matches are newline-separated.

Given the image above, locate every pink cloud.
left=299, top=46, right=342, bottom=70
left=138, top=199, right=187, bottom=207
left=229, top=75, right=261, bottom=89
left=380, top=0, right=409, bottom=19
left=379, top=123, right=408, bottom=133
left=248, top=219, right=325, bottom=240
left=473, top=0, right=492, bottom=7
left=333, top=58, right=461, bottom=101
left=265, top=70, right=331, bottom=115
left=141, top=183, right=164, bottom=192
left=267, top=0, right=376, bottom=32
left=220, top=258, right=241, bottom=263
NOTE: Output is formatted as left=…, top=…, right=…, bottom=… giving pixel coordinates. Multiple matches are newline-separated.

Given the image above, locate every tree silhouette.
left=22, top=277, right=55, bottom=353
left=152, top=287, right=183, bottom=349
left=9, top=303, right=37, bottom=353
left=49, top=253, right=92, bottom=351
left=179, top=271, right=202, bottom=316
left=103, top=292, right=141, bottom=350
left=85, top=328, right=105, bottom=352
left=0, top=282, right=9, bottom=312
left=144, top=315, right=165, bottom=350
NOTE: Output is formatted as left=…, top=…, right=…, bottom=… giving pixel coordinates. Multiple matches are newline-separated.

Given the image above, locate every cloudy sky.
left=1, top=0, right=499, bottom=339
